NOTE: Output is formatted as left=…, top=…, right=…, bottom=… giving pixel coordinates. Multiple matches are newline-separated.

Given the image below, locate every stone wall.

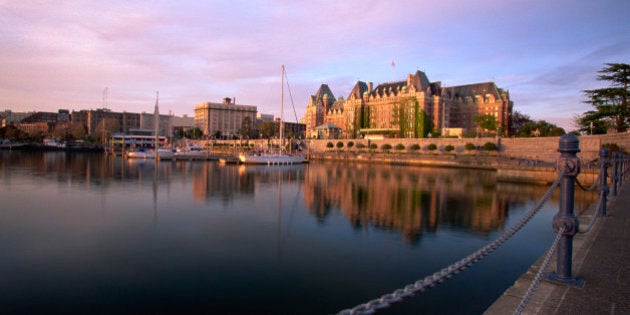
left=306, top=133, right=630, bottom=162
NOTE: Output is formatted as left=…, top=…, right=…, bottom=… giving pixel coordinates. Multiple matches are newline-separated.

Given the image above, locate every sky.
left=1, top=0, right=629, bottom=131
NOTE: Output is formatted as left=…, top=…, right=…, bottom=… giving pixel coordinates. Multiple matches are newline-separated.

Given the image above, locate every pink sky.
left=1, top=0, right=628, bottom=131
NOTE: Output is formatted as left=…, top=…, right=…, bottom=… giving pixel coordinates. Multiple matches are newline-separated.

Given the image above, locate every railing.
left=337, top=134, right=629, bottom=315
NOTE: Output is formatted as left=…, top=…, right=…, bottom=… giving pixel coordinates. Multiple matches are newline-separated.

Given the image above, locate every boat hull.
left=127, top=149, right=175, bottom=160
left=238, top=153, right=305, bottom=165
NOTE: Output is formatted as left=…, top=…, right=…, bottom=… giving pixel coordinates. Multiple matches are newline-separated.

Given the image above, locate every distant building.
left=1, top=110, right=35, bottom=127
left=256, top=113, right=274, bottom=122
left=71, top=109, right=170, bottom=137
left=274, top=118, right=306, bottom=139
left=14, top=110, right=70, bottom=136
left=194, top=97, right=257, bottom=139
left=303, top=70, right=513, bottom=138
left=171, top=114, right=195, bottom=137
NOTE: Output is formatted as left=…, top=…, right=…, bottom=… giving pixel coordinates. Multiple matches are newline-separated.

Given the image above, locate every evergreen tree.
left=577, top=63, right=630, bottom=133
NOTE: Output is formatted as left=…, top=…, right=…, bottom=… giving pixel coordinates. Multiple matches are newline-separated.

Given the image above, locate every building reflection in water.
left=301, top=162, right=596, bottom=244
left=1, top=151, right=597, bottom=245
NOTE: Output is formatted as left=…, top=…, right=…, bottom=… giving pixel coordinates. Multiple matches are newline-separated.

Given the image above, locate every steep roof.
left=347, top=81, right=368, bottom=100
left=408, top=70, right=431, bottom=90
left=309, top=84, right=336, bottom=109
left=370, top=70, right=433, bottom=97
left=441, top=82, right=501, bottom=99
left=312, top=84, right=334, bottom=101
left=329, top=100, right=345, bottom=112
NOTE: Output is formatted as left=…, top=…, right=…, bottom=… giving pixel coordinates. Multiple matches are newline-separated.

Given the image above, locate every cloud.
left=0, top=0, right=628, bottom=128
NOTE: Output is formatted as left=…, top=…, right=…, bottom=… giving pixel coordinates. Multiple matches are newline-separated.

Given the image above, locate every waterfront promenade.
left=486, top=181, right=630, bottom=314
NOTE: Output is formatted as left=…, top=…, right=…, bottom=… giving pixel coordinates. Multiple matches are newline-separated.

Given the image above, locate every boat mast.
left=154, top=91, right=159, bottom=161
left=279, top=65, right=285, bottom=154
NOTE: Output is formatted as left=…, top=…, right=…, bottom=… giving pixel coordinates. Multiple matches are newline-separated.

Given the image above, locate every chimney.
left=407, top=74, right=412, bottom=87
left=367, top=82, right=373, bottom=93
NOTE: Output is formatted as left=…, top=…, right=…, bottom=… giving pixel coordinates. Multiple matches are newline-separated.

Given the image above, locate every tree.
left=174, top=129, right=185, bottom=140
left=52, top=124, right=69, bottom=140
left=517, top=120, right=565, bottom=137
left=577, top=63, right=630, bottom=133
left=239, top=116, right=252, bottom=139
left=259, top=121, right=276, bottom=139
left=510, top=111, right=533, bottom=136
left=70, top=124, right=87, bottom=141
left=0, top=125, right=21, bottom=141
left=186, top=127, right=203, bottom=139
left=93, top=118, right=120, bottom=144
left=473, top=114, right=498, bottom=135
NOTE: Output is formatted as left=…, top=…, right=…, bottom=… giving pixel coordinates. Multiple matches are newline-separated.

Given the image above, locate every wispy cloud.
left=1, top=0, right=628, bottom=130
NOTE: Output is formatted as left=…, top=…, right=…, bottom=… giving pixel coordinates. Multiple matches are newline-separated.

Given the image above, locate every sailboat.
left=239, top=65, right=306, bottom=165
left=127, top=92, right=175, bottom=160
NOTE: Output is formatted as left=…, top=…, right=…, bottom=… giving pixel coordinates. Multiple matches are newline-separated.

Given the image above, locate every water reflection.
left=0, top=151, right=597, bottom=244
left=0, top=151, right=599, bottom=314
left=304, top=162, right=500, bottom=242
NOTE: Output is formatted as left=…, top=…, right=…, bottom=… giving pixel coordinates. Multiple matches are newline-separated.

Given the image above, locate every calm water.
left=0, top=151, right=596, bottom=314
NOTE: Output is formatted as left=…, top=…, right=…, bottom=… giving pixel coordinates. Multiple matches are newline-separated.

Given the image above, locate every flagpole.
left=391, top=59, right=396, bottom=81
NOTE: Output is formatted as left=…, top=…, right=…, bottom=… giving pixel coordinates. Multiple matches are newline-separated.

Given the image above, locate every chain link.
left=578, top=195, right=604, bottom=234
left=336, top=171, right=565, bottom=315
left=513, top=226, right=565, bottom=315
left=575, top=172, right=600, bottom=192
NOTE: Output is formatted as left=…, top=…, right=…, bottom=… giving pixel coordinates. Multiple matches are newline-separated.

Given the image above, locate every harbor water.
left=0, top=151, right=597, bottom=314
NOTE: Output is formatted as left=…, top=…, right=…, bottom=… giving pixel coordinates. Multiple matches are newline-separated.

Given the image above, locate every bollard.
left=546, top=134, right=584, bottom=287
left=599, top=148, right=609, bottom=217
left=610, top=152, right=618, bottom=197
left=616, top=153, right=623, bottom=193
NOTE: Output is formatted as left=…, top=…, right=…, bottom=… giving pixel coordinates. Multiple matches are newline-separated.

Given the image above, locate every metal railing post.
left=610, top=152, right=619, bottom=197
left=546, top=134, right=584, bottom=287
left=616, top=153, right=623, bottom=193
left=600, top=148, right=609, bottom=217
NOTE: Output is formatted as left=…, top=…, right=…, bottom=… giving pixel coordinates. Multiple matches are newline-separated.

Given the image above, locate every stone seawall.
left=304, top=133, right=630, bottom=163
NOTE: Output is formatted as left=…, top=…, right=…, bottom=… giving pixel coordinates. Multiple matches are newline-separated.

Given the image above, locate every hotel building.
left=302, top=70, right=513, bottom=138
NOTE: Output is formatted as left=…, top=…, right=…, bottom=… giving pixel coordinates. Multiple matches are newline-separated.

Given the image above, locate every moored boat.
left=43, top=138, right=66, bottom=149
left=238, top=152, right=304, bottom=165
left=174, top=142, right=208, bottom=158
left=238, top=65, right=306, bottom=165
left=127, top=148, right=175, bottom=160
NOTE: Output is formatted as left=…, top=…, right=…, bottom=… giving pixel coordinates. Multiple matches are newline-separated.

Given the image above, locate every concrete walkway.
left=485, top=181, right=630, bottom=315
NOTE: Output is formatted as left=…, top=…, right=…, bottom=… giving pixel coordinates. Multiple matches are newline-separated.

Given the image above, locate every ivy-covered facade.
left=302, top=70, right=513, bottom=139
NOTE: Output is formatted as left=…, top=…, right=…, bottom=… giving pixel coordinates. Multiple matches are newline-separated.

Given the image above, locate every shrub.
left=395, top=143, right=405, bottom=150
left=356, top=143, right=366, bottom=149
left=410, top=144, right=421, bottom=151
left=483, top=142, right=498, bottom=151
left=602, top=143, right=625, bottom=154
left=444, top=144, right=455, bottom=152
left=369, top=143, right=378, bottom=150
left=336, top=141, right=344, bottom=149
left=427, top=143, right=437, bottom=151
left=347, top=141, right=354, bottom=148
left=326, top=142, right=334, bottom=148
left=465, top=143, right=476, bottom=151
left=381, top=143, right=392, bottom=151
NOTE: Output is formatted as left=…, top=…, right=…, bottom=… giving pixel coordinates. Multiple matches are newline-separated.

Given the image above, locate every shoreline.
left=309, top=152, right=599, bottom=186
